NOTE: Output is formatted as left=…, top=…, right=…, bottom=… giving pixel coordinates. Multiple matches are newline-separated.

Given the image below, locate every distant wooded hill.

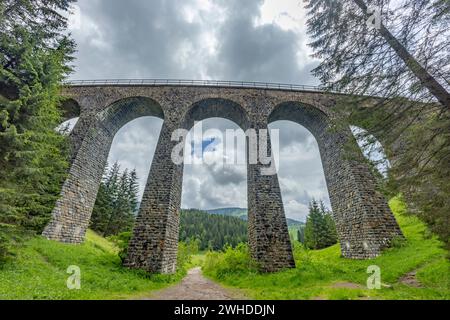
left=135, top=205, right=304, bottom=227
left=134, top=205, right=305, bottom=249
left=204, top=207, right=304, bottom=227
left=180, top=209, right=247, bottom=251
left=204, top=207, right=305, bottom=243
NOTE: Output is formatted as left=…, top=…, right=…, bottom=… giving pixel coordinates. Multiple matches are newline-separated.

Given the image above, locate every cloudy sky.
left=66, top=0, right=331, bottom=222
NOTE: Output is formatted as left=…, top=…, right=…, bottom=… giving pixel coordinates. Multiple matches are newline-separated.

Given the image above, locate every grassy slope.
left=203, top=198, right=450, bottom=300
left=0, top=230, right=185, bottom=300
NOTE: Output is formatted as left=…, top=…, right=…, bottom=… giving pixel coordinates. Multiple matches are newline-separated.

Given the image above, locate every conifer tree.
left=91, top=163, right=139, bottom=237
left=304, top=0, right=450, bottom=248
left=0, top=0, right=75, bottom=234
left=179, top=209, right=248, bottom=251
left=304, top=200, right=338, bottom=249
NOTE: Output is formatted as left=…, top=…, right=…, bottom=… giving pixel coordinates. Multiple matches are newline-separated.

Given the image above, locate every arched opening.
left=268, top=102, right=333, bottom=247
left=179, top=98, right=249, bottom=252
left=106, top=116, right=163, bottom=201
left=43, top=96, right=165, bottom=244
left=89, top=116, right=164, bottom=237
left=56, top=98, right=81, bottom=134
left=268, top=101, right=403, bottom=258
left=268, top=120, right=331, bottom=234
left=60, top=98, right=81, bottom=121
left=180, top=118, right=248, bottom=251
left=350, top=126, right=390, bottom=177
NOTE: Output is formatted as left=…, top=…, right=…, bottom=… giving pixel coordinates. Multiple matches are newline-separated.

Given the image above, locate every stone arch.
left=181, top=97, right=251, bottom=131
left=268, top=101, right=332, bottom=137
left=268, top=101, right=403, bottom=259
left=124, top=98, right=254, bottom=274
left=343, top=104, right=399, bottom=170
left=43, top=96, right=165, bottom=243
left=183, top=98, right=295, bottom=271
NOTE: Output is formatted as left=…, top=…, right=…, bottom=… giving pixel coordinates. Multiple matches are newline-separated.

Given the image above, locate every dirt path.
left=399, top=270, right=423, bottom=288
left=144, top=267, right=247, bottom=300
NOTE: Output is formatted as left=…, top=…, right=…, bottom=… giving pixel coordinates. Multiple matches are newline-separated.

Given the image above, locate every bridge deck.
left=65, top=79, right=335, bottom=93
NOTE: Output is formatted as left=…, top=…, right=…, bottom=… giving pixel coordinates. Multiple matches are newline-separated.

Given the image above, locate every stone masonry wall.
left=43, top=85, right=404, bottom=273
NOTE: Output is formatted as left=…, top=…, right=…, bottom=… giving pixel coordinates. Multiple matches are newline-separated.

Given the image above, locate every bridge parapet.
left=65, top=79, right=332, bottom=93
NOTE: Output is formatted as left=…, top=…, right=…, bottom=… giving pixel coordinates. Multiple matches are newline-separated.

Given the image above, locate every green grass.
left=0, top=230, right=186, bottom=300
left=189, top=253, right=207, bottom=268
left=203, top=197, right=450, bottom=300
left=1, top=198, right=448, bottom=300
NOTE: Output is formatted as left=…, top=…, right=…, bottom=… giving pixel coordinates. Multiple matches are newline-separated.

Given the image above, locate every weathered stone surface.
left=123, top=119, right=183, bottom=274
left=43, top=85, right=403, bottom=273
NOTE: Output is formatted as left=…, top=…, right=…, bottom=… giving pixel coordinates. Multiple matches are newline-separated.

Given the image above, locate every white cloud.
left=284, top=199, right=310, bottom=222
left=106, top=117, right=163, bottom=198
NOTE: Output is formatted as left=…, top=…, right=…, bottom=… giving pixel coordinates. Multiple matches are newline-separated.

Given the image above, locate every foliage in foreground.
left=203, top=198, right=450, bottom=300
left=304, top=0, right=450, bottom=249
left=0, top=224, right=33, bottom=266
left=0, top=230, right=188, bottom=300
left=203, top=244, right=259, bottom=279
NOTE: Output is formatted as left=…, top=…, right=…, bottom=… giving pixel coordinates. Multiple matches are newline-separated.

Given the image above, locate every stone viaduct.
left=42, top=80, right=403, bottom=274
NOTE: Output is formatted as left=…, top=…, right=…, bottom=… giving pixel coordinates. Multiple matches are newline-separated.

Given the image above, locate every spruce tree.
left=304, top=200, right=338, bottom=250
left=90, top=163, right=139, bottom=237
left=127, top=169, right=139, bottom=215
left=305, top=200, right=325, bottom=249
left=0, top=0, right=75, bottom=234
left=321, top=201, right=338, bottom=247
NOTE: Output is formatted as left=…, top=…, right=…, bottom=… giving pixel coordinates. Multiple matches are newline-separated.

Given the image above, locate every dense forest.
left=180, top=209, right=248, bottom=251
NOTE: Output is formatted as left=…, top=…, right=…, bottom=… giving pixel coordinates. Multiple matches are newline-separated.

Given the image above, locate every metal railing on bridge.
left=65, top=79, right=334, bottom=93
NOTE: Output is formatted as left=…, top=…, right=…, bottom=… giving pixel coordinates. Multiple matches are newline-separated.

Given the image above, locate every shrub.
left=177, top=240, right=201, bottom=268
left=107, top=231, right=132, bottom=262
left=203, top=243, right=259, bottom=279
left=390, top=235, right=408, bottom=248
left=0, top=234, right=10, bottom=265
left=0, top=224, right=29, bottom=266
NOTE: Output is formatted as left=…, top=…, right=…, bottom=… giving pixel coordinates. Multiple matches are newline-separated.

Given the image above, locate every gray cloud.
left=71, top=0, right=212, bottom=79
left=206, top=0, right=317, bottom=84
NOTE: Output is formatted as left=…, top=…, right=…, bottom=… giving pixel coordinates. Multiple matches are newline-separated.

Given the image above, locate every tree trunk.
left=353, top=0, right=450, bottom=110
